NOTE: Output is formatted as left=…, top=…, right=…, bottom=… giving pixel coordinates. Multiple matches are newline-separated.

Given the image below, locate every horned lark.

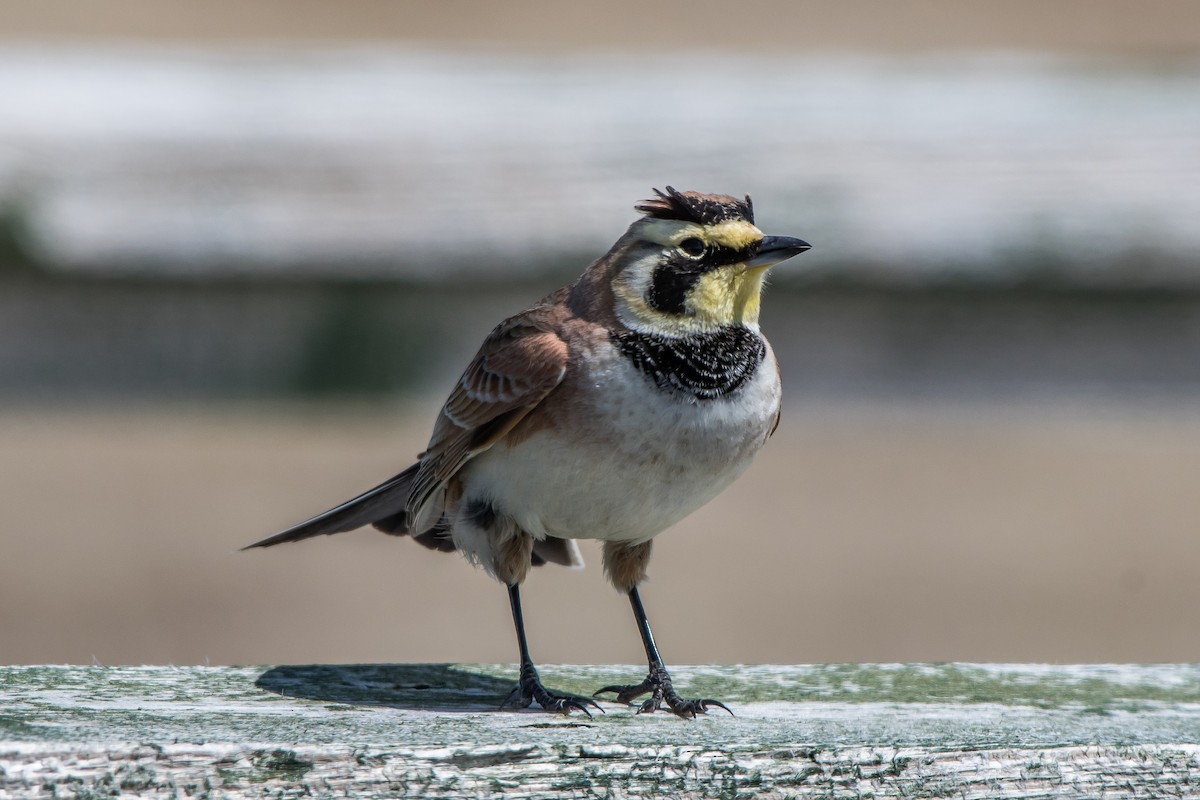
left=246, top=188, right=810, bottom=718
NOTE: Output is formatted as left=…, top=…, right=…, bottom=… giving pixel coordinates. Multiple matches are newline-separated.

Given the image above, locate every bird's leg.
left=500, top=582, right=602, bottom=716
left=594, top=586, right=733, bottom=718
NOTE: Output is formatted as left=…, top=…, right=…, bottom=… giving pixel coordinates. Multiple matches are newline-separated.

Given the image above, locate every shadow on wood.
left=255, top=663, right=519, bottom=711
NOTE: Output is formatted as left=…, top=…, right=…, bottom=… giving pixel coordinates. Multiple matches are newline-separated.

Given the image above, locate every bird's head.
left=603, top=187, right=811, bottom=335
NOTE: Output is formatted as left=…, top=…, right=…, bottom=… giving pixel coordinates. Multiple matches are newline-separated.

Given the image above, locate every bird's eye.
left=677, top=237, right=706, bottom=258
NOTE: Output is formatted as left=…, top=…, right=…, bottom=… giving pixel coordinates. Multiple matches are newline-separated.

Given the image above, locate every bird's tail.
left=242, top=464, right=420, bottom=550
left=242, top=462, right=582, bottom=569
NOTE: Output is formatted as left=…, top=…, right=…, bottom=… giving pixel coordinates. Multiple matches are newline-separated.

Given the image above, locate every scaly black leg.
left=594, top=586, right=733, bottom=719
left=500, top=582, right=602, bottom=717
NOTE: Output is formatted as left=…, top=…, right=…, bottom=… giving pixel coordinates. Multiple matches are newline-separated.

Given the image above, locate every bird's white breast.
left=458, top=339, right=780, bottom=545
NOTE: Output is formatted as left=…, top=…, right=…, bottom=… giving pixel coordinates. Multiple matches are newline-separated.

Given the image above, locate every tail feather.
left=242, top=464, right=419, bottom=550
left=410, top=521, right=458, bottom=553
left=371, top=507, right=410, bottom=536
left=245, top=464, right=584, bottom=572
left=532, top=536, right=584, bottom=568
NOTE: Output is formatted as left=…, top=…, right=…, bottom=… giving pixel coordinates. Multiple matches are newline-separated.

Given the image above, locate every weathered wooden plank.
left=3, top=664, right=1200, bottom=798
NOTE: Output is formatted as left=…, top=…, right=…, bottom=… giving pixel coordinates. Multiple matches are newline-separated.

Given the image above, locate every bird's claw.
left=644, top=696, right=732, bottom=719
left=503, top=662, right=604, bottom=717
left=594, top=668, right=733, bottom=719
left=594, top=681, right=654, bottom=706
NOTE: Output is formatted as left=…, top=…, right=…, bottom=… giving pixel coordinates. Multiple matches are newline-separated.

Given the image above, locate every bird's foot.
left=502, top=661, right=603, bottom=717
left=594, top=664, right=733, bottom=719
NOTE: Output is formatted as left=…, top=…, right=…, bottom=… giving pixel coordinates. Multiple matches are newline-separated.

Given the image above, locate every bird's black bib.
left=610, top=325, right=767, bottom=401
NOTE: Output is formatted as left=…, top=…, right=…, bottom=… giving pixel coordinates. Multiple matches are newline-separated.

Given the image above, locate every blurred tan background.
left=3, top=0, right=1200, bottom=52
left=3, top=1, right=1200, bottom=667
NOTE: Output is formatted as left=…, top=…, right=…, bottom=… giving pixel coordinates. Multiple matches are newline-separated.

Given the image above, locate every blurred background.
left=3, top=1, right=1200, bottom=668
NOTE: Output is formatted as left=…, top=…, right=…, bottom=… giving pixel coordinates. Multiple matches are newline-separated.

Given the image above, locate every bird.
left=244, top=187, right=810, bottom=718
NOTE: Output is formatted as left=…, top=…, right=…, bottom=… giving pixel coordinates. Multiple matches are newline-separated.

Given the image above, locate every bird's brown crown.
left=636, top=187, right=755, bottom=227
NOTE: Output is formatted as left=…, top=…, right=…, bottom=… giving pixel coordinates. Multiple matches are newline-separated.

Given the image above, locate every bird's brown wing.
left=405, top=309, right=570, bottom=533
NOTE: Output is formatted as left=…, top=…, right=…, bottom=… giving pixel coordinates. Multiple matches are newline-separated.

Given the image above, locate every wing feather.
left=405, top=313, right=569, bottom=532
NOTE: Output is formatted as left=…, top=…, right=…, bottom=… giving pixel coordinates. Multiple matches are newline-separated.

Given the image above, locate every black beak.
left=747, top=235, right=812, bottom=269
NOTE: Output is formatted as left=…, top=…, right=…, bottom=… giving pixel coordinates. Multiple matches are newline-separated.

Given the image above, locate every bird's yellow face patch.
left=614, top=218, right=771, bottom=334
left=639, top=218, right=764, bottom=252
left=688, top=264, right=769, bottom=327
left=703, top=220, right=765, bottom=251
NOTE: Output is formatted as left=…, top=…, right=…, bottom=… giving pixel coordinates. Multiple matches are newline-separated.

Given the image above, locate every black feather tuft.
left=636, top=186, right=755, bottom=226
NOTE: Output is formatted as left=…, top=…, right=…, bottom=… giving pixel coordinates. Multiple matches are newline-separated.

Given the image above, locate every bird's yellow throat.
left=689, top=265, right=769, bottom=328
